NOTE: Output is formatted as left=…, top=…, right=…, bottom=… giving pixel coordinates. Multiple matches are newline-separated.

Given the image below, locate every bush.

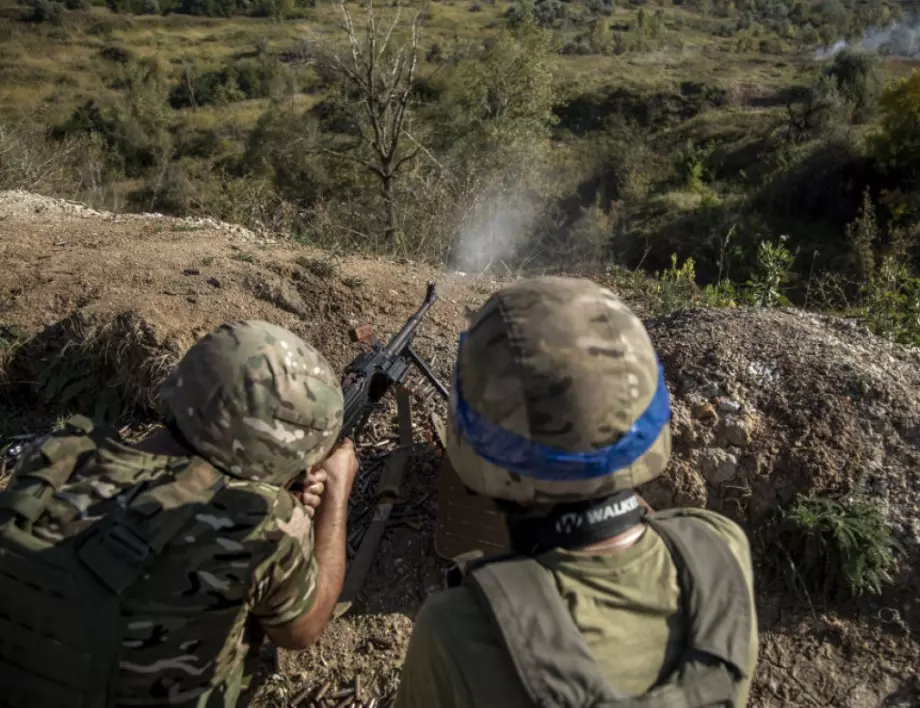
left=673, top=139, right=707, bottom=191
left=64, top=0, right=91, bottom=9
left=24, top=0, right=63, bottom=23
left=99, top=44, right=135, bottom=63
left=170, top=57, right=286, bottom=109
left=769, top=493, right=896, bottom=600
left=745, top=236, right=794, bottom=307
left=824, top=48, right=879, bottom=122
left=786, top=75, right=849, bottom=142
left=875, top=70, right=920, bottom=176
left=138, top=0, right=161, bottom=14
left=506, top=0, right=566, bottom=27
left=585, top=0, right=614, bottom=15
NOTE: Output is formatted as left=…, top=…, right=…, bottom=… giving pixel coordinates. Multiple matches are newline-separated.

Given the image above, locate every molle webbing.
left=0, top=415, right=227, bottom=708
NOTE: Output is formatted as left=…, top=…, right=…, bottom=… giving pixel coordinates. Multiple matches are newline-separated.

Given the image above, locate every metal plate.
left=434, top=455, right=510, bottom=561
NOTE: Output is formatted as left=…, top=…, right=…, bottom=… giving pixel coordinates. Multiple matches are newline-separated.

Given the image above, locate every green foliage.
left=1, top=0, right=919, bottom=316
left=439, top=12, right=558, bottom=194
left=847, top=191, right=920, bottom=346
left=170, top=55, right=288, bottom=109
left=746, top=237, right=794, bottom=307
left=507, top=0, right=567, bottom=28
left=824, top=49, right=879, bottom=122
left=769, top=493, right=896, bottom=600
left=673, top=140, right=707, bottom=191
left=701, top=281, right=740, bottom=307
left=846, top=188, right=877, bottom=281
left=787, top=75, right=849, bottom=142
left=52, top=58, right=173, bottom=178
left=23, top=0, right=64, bottom=24
left=651, top=254, right=700, bottom=313
left=863, top=256, right=920, bottom=347
left=875, top=70, right=920, bottom=176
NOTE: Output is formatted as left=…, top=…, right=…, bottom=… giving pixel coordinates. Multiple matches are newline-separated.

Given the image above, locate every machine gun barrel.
left=384, top=281, right=438, bottom=357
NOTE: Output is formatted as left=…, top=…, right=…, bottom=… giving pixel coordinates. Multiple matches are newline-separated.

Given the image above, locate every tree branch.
left=320, top=147, right=384, bottom=178
left=393, top=147, right=421, bottom=173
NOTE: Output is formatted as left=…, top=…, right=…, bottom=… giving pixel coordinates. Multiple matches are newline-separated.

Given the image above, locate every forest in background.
left=2, top=0, right=920, bottom=343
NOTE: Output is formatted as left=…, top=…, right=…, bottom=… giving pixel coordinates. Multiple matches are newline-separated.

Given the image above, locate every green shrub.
left=824, top=48, right=879, bottom=122
left=862, top=256, right=920, bottom=346
left=673, top=139, right=707, bottom=191
left=24, top=0, right=64, bottom=23
left=746, top=237, right=794, bottom=307
left=769, top=493, right=896, bottom=600
left=650, top=253, right=699, bottom=313
left=875, top=70, right=920, bottom=176
left=787, top=75, right=849, bottom=142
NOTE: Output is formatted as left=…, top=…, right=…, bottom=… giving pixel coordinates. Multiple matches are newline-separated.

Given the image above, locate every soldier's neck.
left=577, top=523, right=647, bottom=554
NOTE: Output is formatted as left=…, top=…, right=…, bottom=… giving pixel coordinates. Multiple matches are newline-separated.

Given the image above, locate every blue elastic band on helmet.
left=451, top=335, right=671, bottom=482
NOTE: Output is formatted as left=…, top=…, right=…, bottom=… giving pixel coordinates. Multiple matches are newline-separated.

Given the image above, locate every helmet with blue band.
left=445, top=276, right=672, bottom=503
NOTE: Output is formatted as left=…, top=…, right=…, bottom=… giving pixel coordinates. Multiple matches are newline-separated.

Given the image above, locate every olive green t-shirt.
left=395, top=508, right=758, bottom=708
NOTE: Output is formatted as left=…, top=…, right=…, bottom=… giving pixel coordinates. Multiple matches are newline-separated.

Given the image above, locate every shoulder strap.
left=644, top=511, right=752, bottom=681
left=77, top=457, right=227, bottom=596
left=466, top=557, right=626, bottom=708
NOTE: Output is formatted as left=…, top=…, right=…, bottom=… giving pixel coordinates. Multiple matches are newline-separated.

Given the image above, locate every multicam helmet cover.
left=160, top=320, right=344, bottom=486
left=445, top=277, right=671, bottom=504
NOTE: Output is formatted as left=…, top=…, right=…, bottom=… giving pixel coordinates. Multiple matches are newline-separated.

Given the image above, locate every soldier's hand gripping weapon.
left=333, top=281, right=449, bottom=617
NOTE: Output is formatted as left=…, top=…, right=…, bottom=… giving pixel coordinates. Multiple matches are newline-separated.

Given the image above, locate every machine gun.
left=333, top=281, right=449, bottom=617
left=339, top=281, right=448, bottom=444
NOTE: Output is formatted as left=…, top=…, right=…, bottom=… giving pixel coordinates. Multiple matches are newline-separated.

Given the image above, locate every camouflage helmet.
left=160, top=320, right=344, bottom=486
left=446, top=277, right=671, bottom=504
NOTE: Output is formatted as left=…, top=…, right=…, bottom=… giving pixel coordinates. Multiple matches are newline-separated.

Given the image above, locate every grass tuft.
left=766, top=493, right=897, bottom=602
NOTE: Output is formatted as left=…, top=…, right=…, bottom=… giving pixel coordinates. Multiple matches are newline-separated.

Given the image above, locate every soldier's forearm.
left=312, top=486, right=350, bottom=607
left=296, top=487, right=350, bottom=643
left=263, top=488, right=350, bottom=650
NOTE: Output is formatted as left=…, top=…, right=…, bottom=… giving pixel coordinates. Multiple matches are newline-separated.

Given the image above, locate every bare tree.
left=323, top=0, right=424, bottom=245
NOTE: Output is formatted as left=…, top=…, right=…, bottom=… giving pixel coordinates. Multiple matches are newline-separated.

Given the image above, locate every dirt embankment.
left=1, top=191, right=919, bottom=707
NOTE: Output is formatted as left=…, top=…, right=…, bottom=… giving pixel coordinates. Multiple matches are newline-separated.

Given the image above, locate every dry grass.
left=24, top=312, right=179, bottom=423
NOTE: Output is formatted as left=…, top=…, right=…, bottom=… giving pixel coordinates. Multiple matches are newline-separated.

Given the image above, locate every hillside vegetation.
left=2, top=0, right=920, bottom=346
left=1, top=193, right=919, bottom=706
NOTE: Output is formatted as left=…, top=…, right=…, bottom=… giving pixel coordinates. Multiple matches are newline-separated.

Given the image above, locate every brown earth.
left=1, top=191, right=919, bottom=707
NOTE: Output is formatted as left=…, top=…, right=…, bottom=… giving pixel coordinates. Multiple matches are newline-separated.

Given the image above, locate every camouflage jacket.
left=8, top=425, right=318, bottom=707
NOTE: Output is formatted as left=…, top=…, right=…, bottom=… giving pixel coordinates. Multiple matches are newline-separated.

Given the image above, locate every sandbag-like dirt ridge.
left=1, top=191, right=918, bottom=707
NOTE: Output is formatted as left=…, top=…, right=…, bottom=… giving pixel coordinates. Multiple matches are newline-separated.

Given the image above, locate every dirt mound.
left=0, top=189, right=505, bottom=433
left=644, top=309, right=920, bottom=707
left=1, top=191, right=918, bottom=707
left=646, top=308, right=920, bottom=550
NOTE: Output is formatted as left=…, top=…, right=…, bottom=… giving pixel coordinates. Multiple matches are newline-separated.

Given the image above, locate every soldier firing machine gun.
left=333, top=281, right=449, bottom=617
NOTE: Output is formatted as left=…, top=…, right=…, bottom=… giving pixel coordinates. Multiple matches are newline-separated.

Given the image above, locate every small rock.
left=691, top=401, right=718, bottom=425
left=717, top=398, right=742, bottom=414
left=207, top=276, right=222, bottom=288
left=699, top=448, right=739, bottom=484
left=698, top=383, right=720, bottom=400
left=183, top=267, right=200, bottom=276
left=186, top=295, right=198, bottom=304
left=722, top=417, right=753, bottom=447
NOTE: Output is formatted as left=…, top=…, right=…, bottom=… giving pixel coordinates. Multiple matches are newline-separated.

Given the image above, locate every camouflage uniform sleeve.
left=676, top=508, right=759, bottom=706
left=250, top=490, right=319, bottom=627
